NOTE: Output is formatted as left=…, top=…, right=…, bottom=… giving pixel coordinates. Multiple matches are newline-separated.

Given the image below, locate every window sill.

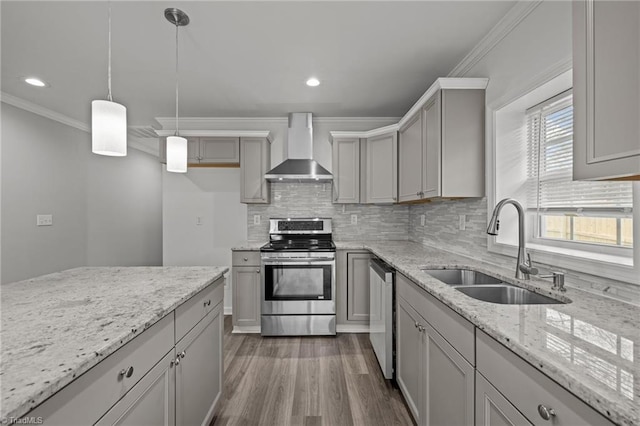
left=487, top=238, right=638, bottom=285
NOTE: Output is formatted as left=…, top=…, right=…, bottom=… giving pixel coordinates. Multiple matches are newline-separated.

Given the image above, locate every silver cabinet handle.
left=180, top=351, right=186, bottom=359
left=256, top=269, right=260, bottom=273
left=537, top=404, right=556, bottom=421
left=417, top=325, right=425, bottom=332
left=414, top=321, right=419, bottom=328
left=175, top=357, right=180, bottom=366
left=119, top=366, right=134, bottom=378
left=243, top=257, right=248, bottom=261
left=204, top=299, right=211, bottom=307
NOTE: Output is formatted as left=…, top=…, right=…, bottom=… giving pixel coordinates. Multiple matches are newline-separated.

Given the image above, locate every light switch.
left=254, top=215, right=261, bottom=225
left=351, top=214, right=358, bottom=225
left=420, top=215, right=426, bottom=226
left=196, top=216, right=203, bottom=226
left=37, top=214, right=53, bottom=226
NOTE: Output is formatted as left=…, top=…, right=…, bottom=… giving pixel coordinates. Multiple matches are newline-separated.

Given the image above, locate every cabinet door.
left=199, top=137, right=240, bottom=164
left=476, top=372, right=532, bottom=426
left=364, top=132, right=398, bottom=203
left=396, top=296, right=422, bottom=424
left=332, top=137, right=360, bottom=203
left=232, top=265, right=261, bottom=329
left=422, top=321, right=474, bottom=426
left=240, top=137, right=270, bottom=203
left=176, top=303, right=224, bottom=426
left=95, top=350, right=176, bottom=426
left=573, top=0, right=640, bottom=180
left=422, top=94, right=441, bottom=199
left=398, top=112, right=423, bottom=202
left=187, top=138, right=200, bottom=164
left=346, top=252, right=371, bottom=321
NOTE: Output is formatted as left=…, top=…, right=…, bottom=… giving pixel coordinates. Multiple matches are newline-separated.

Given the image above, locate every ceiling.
left=1, top=1, right=515, bottom=128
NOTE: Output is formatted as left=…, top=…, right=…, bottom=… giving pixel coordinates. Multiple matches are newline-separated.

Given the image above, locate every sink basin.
left=423, top=269, right=504, bottom=285
left=456, top=285, right=564, bottom=305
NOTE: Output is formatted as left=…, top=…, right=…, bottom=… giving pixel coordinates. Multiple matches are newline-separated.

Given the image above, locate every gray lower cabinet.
left=336, top=250, right=370, bottom=329
left=240, top=137, right=271, bottom=204
left=476, top=372, right=531, bottom=426
left=397, top=286, right=474, bottom=426
left=176, top=303, right=224, bottom=426
left=232, top=251, right=261, bottom=332
left=95, top=350, right=176, bottom=426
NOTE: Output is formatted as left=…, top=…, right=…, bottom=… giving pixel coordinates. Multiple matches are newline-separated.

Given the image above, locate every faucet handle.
left=527, top=253, right=539, bottom=275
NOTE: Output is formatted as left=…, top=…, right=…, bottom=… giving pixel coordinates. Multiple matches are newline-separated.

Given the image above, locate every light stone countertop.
left=231, top=241, right=266, bottom=251
left=0, top=266, right=228, bottom=422
left=232, top=240, right=638, bottom=425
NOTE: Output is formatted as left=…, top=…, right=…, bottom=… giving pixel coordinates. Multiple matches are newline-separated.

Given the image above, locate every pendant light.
left=165, top=8, right=190, bottom=173
left=92, top=0, right=127, bottom=157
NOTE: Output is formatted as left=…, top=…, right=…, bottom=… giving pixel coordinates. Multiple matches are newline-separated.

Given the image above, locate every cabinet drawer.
left=397, top=273, right=475, bottom=364
left=232, top=251, right=261, bottom=266
left=29, top=314, right=174, bottom=426
left=476, top=330, right=615, bottom=426
left=175, top=277, right=224, bottom=343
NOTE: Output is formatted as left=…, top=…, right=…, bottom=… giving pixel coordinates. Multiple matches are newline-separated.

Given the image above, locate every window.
left=526, top=90, right=633, bottom=252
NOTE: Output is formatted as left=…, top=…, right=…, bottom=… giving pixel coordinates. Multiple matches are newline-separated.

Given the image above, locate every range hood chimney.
left=265, top=113, right=332, bottom=182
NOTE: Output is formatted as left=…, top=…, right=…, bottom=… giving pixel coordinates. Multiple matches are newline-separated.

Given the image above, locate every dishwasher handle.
left=370, top=258, right=394, bottom=283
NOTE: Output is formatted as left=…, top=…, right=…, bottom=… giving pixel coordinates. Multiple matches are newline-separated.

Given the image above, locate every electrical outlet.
left=351, top=214, right=358, bottom=225
left=420, top=214, right=426, bottom=226
left=253, top=215, right=261, bottom=225
left=196, top=216, right=203, bottom=226
left=459, top=214, right=466, bottom=230
left=36, top=214, right=53, bottom=226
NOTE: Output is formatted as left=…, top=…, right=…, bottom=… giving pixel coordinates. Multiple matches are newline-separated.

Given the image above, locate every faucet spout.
left=487, top=198, right=537, bottom=279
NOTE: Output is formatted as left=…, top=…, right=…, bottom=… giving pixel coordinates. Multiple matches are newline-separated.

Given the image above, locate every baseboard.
left=232, top=326, right=261, bottom=334
left=336, top=324, right=370, bottom=333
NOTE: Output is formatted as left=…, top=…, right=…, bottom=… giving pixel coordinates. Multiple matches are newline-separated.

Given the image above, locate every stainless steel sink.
left=423, top=269, right=504, bottom=285
left=456, top=285, right=564, bottom=305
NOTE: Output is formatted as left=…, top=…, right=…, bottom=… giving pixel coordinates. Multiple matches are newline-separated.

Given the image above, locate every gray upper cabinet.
left=331, top=137, right=361, bottom=203
left=240, top=137, right=271, bottom=204
left=160, top=137, right=240, bottom=166
left=399, top=88, right=485, bottom=202
left=573, top=0, right=640, bottom=180
left=362, top=131, right=398, bottom=203
left=398, top=112, right=424, bottom=202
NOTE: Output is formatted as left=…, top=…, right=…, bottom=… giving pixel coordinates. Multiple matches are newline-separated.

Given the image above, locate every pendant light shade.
left=166, top=135, right=188, bottom=172
left=92, top=1, right=127, bottom=157
left=92, top=100, right=127, bottom=156
left=165, top=8, right=189, bottom=173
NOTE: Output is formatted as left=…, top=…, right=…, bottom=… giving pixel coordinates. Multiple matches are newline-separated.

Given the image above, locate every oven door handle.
left=262, top=259, right=335, bottom=265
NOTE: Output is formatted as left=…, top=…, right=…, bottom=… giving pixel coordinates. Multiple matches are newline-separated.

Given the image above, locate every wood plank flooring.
left=211, top=316, right=414, bottom=426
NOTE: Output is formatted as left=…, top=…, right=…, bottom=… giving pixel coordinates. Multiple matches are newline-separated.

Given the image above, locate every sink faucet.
left=487, top=198, right=538, bottom=280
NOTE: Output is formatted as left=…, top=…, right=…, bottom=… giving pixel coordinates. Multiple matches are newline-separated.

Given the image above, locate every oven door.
left=261, top=257, right=335, bottom=315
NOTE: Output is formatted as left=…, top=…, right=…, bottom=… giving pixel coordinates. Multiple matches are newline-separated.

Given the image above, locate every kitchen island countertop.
left=0, top=266, right=228, bottom=422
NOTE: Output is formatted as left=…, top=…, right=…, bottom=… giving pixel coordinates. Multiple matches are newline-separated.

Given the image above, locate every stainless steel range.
left=260, top=218, right=336, bottom=336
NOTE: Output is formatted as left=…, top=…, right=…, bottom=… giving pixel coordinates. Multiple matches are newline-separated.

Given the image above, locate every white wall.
left=87, top=149, right=163, bottom=267
left=1, top=103, right=163, bottom=284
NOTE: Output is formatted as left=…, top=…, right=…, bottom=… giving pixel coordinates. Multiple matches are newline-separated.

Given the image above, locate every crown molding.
left=154, top=116, right=400, bottom=130
left=1, top=91, right=90, bottom=133
left=155, top=129, right=273, bottom=142
left=329, top=124, right=399, bottom=141
left=448, top=1, right=543, bottom=78
left=398, top=77, right=489, bottom=128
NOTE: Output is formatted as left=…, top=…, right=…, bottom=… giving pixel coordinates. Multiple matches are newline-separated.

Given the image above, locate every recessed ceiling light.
left=24, top=77, right=47, bottom=87
left=306, top=77, right=320, bottom=87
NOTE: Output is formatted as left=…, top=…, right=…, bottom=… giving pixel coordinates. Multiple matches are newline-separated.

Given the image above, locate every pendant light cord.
left=107, top=0, right=113, bottom=102
left=174, top=21, right=180, bottom=136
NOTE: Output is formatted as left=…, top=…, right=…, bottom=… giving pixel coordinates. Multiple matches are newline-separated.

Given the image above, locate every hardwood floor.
left=211, top=316, right=414, bottom=426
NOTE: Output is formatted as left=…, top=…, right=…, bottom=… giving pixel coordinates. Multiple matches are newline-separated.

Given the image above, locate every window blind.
left=526, top=93, right=633, bottom=211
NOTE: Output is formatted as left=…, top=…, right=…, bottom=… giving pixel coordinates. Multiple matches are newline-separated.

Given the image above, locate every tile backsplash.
left=408, top=198, right=640, bottom=305
left=247, top=183, right=409, bottom=242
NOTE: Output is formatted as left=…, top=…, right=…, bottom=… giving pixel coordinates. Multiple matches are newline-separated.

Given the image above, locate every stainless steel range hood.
left=265, top=113, right=332, bottom=182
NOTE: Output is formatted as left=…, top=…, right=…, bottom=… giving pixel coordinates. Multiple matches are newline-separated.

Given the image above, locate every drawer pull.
left=414, top=321, right=419, bottom=328
left=537, top=404, right=556, bottom=421
left=119, top=366, right=134, bottom=379
left=256, top=269, right=260, bottom=273
left=204, top=300, right=211, bottom=307
left=417, top=324, right=425, bottom=332
left=243, top=257, right=248, bottom=261
left=180, top=351, right=186, bottom=359
left=175, top=357, right=180, bottom=366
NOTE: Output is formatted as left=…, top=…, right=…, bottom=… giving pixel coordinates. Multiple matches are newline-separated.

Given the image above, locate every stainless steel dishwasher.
left=369, top=257, right=395, bottom=380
